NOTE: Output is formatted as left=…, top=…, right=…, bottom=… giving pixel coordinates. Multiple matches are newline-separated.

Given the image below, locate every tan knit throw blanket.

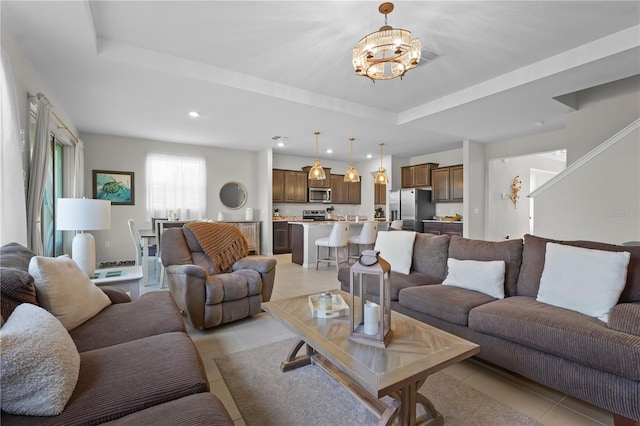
left=185, top=222, right=248, bottom=274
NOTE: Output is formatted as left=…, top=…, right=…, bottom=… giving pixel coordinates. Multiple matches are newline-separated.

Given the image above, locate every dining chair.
left=348, top=221, right=378, bottom=261
left=127, top=219, right=144, bottom=267
left=315, top=222, right=350, bottom=272
left=389, top=220, right=404, bottom=231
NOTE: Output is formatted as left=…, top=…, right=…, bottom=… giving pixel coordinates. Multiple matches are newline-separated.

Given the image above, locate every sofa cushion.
left=101, top=393, right=233, bottom=425
left=536, top=243, right=630, bottom=322
left=399, top=285, right=497, bottom=326
left=1, top=303, right=80, bottom=416
left=0, top=243, right=38, bottom=321
left=374, top=230, right=416, bottom=275
left=1, top=332, right=210, bottom=425
left=468, top=296, right=640, bottom=380
left=411, top=233, right=450, bottom=280
left=448, top=236, right=523, bottom=297
left=69, top=291, right=186, bottom=352
left=339, top=267, right=442, bottom=301
left=517, top=234, right=640, bottom=303
left=29, top=255, right=111, bottom=330
left=443, top=258, right=506, bottom=299
left=608, top=303, right=640, bottom=336
left=0, top=267, right=37, bottom=322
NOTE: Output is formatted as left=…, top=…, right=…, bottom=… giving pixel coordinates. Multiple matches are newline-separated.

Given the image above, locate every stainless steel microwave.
left=308, top=188, right=332, bottom=203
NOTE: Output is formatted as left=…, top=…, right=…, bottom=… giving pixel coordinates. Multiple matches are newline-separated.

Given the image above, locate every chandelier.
left=352, top=2, right=421, bottom=81
left=374, top=143, right=389, bottom=184
left=344, top=138, right=360, bottom=183
left=308, top=131, right=326, bottom=180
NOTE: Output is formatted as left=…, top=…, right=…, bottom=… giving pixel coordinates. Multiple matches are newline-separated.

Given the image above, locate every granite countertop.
left=288, top=220, right=388, bottom=226
left=423, top=219, right=463, bottom=223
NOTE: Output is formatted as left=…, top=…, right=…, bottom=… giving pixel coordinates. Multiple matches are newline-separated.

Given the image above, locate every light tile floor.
left=140, top=254, right=614, bottom=426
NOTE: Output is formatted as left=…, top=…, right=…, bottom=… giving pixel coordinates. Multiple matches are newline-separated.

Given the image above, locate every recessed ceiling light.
left=326, top=149, right=333, bottom=154
left=188, top=111, right=200, bottom=118
left=366, top=154, right=373, bottom=159
left=276, top=142, right=285, bottom=148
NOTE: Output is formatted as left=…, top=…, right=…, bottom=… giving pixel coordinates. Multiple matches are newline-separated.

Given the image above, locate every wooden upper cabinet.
left=431, top=165, right=463, bottom=203
left=283, top=170, right=308, bottom=203
left=302, top=166, right=331, bottom=188
left=331, top=174, right=345, bottom=204
left=331, top=174, right=361, bottom=204
left=451, top=165, right=464, bottom=202
left=401, top=163, right=439, bottom=188
left=272, top=169, right=285, bottom=203
left=374, top=183, right=386, bottom=205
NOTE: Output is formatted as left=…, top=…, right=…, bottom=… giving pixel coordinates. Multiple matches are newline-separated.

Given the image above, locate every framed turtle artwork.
left=93, top=170, right=135, bottom=205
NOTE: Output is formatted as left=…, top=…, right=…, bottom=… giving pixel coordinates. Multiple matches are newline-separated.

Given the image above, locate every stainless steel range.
left=302, top=210, right=326, bottom=221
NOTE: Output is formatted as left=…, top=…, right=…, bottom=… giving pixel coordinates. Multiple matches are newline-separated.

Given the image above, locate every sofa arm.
left=165, top=264, right=208, bottom=329
left=100, top=286, right=132, bottom=304
left=232, top=257, right=277, bottom=302
left=608, top=303, right=640, bottom=336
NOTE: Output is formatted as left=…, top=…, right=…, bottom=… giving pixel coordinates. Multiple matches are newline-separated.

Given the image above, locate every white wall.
left=533, top=128, right=639, bottom=244
left=486, top=154, right=565, bottom=241
left=463, top=141, right=486, bottom=239
left=82, top=133, right=261, bottom=263
left=482, top=77, right=639, bottom=243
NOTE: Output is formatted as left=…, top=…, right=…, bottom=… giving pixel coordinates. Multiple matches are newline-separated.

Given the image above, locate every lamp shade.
left=56, top=199, right=111, bottom=231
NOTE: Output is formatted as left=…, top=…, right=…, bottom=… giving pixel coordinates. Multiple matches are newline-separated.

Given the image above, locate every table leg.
left=280, top=339, right=315, bottom=372
left=381, top=378, right=443, bottom=426
left=142, top=241, right=149, bottom=287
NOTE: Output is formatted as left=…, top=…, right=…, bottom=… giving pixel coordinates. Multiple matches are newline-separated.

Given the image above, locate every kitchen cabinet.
left=431, top=164, right=463, bottom=203
left=401, top=163, right=439, bottom=188
left=291, top=223, right=304, bottom=265
left=285, top=171, right=308, bottom=203
left=423, top=221, right=463, bottom=236
left=302, top=166, right=331, bottom=188
left=273, top=221, right=291, bottom=254
left=273, top=169, right=308, bottom=203
left=330, top=174, right=361, bottom=204
left=374, top=183, right=386, bottom=205
left=272, top=169, right=285, bottom=202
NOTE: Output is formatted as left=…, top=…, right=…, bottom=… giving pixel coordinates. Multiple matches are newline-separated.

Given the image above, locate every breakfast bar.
left=289, top=220, right=387, bottom=269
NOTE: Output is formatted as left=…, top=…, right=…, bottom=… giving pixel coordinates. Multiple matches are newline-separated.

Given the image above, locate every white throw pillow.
left=442, top=258, right=506, bottom=299
left=0, top=303, right=80, bottom=416
left=373, top=230, right=416, bottom=275
left=29, top=255, right=111, bottom=330
left=536, top=242, right=630, bottom=322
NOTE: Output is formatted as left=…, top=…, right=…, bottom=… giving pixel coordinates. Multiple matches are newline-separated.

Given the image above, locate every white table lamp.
left=56, top=198, right=111, bottom=277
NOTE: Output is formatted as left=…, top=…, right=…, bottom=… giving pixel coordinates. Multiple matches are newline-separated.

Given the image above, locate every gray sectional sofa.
left=338, top=233, right=640, bottom=421
left=0, top=242, right=234, bottom=425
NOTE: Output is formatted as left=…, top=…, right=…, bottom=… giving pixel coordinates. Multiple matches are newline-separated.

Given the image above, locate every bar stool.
left=315, top=222, right=350, bottom=272
left=348, top=221, right=378, bottom=261
left=389, top=220, right=403, bottom=231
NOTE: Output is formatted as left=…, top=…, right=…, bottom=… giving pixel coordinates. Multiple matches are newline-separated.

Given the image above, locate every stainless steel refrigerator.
left=388, top=189, right=436, bottom=232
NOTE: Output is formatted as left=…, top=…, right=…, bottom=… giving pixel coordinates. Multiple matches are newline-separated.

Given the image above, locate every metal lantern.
left=349, top=250, right=392, bottom=347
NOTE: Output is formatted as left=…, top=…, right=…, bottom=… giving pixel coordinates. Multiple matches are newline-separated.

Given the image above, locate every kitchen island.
left=289, top=220, right=388, bottom=269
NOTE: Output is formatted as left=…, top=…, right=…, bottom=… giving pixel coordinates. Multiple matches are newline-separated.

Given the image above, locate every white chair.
left=315, top=222, right=350, bottom=272
left=348, top=221, right=378, bottom=261
left=127, top=219, right=144, bottom=266
left=389, top=220, right=404, bottom=231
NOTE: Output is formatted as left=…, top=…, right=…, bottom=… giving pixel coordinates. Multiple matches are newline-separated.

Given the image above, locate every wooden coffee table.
left=262, top=291, right=480, bottom=426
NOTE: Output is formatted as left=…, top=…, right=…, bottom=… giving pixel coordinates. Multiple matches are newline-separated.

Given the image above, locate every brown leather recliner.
left=160, top=226, right=276, bottom=330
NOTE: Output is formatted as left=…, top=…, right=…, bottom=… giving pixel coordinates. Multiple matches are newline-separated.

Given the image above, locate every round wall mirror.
left=219, top=181, right=247, bottom=209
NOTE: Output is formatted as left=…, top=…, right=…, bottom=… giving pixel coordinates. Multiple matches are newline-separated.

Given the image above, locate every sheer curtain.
left=26, top=93, right=51, bottom=255
left=146, top=153, right=206, bottom=220
left=0, top=47, right=28, bottom=246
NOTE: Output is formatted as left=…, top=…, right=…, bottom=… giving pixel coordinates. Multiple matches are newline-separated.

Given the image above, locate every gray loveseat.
left=338, top=233, right=640, bottom=421
left=0, top=242, right=233, bottom=425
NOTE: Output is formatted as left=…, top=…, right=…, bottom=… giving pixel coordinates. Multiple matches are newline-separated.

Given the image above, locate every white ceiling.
left=2, top=1, right=639, bottom=162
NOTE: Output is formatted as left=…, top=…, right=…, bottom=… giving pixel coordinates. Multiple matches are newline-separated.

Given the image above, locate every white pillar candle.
left=364, top=302, right=380, bottom=335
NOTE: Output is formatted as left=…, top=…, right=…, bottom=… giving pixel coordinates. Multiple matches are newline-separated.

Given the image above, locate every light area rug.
left=213, top=338, right=541, bottom=426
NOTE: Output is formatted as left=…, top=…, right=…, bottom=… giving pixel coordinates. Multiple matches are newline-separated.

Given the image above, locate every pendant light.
left=308, top=131, right=326, bottom=180
left=374, top=142, right=389, bottom=185
left=344, top=137, right=360, bottom=183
